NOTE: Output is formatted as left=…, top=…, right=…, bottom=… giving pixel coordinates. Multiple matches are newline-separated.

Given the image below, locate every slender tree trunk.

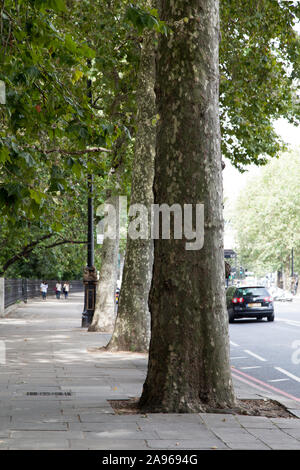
left=140, top=0, right=236, bottom=412
left=282, top=259, right=291, bottom=291
left=106, top=29, right=156, bottom=352
left=88, top=195, right=119, bottom=332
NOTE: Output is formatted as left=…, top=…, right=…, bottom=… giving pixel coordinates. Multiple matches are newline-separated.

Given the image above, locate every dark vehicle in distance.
left=226, top=286, right=274, bottom=323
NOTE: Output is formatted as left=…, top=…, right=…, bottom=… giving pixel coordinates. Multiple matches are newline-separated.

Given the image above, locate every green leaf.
left=20, top=152, right=35, bottom=167
left=72, top=69, right=84, bottom=83
left=71, top=161, right=82, bottom=178
left=125, top=4, right=169, bottom=36
left=64, top=34, right=78, bottom=54
left=36, top=0, right=66, bottom=13
left=79, top=43, right=96, bottom=59
left=29, top=188, right=43, bottom=204
left=51, top=221, right=63, bottom=231
left=0, top=146, right=11, bottom=164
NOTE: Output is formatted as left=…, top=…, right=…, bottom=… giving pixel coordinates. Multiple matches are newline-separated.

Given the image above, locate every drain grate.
left=26, top=391, right=72, bottom=396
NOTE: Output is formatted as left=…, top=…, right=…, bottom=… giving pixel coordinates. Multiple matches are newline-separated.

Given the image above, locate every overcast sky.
left=223, top=119, right=300, bottom=249
left=223, top=14, right=300, bottom=248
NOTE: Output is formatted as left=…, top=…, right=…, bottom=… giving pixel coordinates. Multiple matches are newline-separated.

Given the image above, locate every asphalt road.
left=229, top=298, right=300, bottom=402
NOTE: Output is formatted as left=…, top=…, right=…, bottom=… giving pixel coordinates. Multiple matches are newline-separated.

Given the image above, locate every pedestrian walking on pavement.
left=40, top=281, right=48, bottom=300
left=63, top=281, right=70, bottom=299
left=55, top=281, right=62, bottom=299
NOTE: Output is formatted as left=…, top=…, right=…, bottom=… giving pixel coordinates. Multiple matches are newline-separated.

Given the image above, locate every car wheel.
left=229, top=312, right=235, bottom=323
left=267, top=314, right=274, bottom=322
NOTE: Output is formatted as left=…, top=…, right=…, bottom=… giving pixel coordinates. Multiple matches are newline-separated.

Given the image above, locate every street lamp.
left=81, top=174, right=98, bottom=327
left=81, top=66, right=98, bottom=327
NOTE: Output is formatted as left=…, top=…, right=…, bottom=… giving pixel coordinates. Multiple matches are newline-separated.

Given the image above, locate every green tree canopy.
left=232, top=149, right=300, bottom=276
left=1, top=0, right=300, bottom=277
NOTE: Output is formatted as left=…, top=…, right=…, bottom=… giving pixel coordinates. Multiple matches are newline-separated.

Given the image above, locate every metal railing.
left=4, top=279, right=83, bottom=309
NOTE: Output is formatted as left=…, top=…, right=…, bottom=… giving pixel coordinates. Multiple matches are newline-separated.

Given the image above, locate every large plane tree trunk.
left=88, top=195, right=119, bottom=332
left=140, top=0, right=236, bottom=412
left=106, top=29, right=156, bottom=352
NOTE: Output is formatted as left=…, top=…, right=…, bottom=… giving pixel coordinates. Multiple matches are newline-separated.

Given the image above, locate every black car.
left=226, top=286, right=274, bottom=323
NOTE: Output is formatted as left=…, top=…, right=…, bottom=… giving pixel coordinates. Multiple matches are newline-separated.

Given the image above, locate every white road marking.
left=268, top=378, right=290, bottom=383
left=274, top=367, right=300, bottom=383
left=244, top=350, right=267, bottom=362
left=230, top=356, right=247, bottom=360
left=276, top=318, right=300, bottom=328
left=240, top=366, right=262, bottom=370
left=230, top=341, right=240, bottom=347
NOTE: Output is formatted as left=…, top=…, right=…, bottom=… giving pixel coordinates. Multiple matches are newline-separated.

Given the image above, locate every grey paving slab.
left=6, top=409, right=62, bottom=419
left=139, top=422, right=213, bottom=440
left=0, top=417, right=10, bottom=428
left=61, top=401, right=114, bottom=409
left=1, top=294, right=300, bottom=451
left=9, top=403, right=62, bottom=412
left=10, top=396, right=73, bottom=402
left=246, top=428, right=300, bottom=449
left=9, top=421, right=68, bottom=431
left=145, top=413, right=205, bottom=423
left=10, top=384, right=61, bottom=390
left=224, top=441, right=270, bottom=450
left=200, top=413, right=241, bottom=428
left=0, top=408, right=12, bottom=417
left=7, top=438, right=70, bottom=450
left=10, top=429, right=85, bottom=439
left=68, top=439, right=149, bottom=450
left=288, top=409, right=300, bottom=418
left=82, top=425, right=159, bottom=440
left=280, top=429, right=300, bottom=440
left=271, top=417, right=300, bottom=429
left=91, top=431, right=159, bottom=441
left=146, top=439, right=228, bottom=450
left=11, top=415, right=73, bottom=424
left=277, top=399, right=300, bottom=411
left=61, top=386, right=112, bottom=396
left=210, top=427, right=270, bottom=450
left=70, top=422, right=121, bottom=432
left=77, top=414, right=150, bottom=424
left=236, top=415, right=279, bottom=429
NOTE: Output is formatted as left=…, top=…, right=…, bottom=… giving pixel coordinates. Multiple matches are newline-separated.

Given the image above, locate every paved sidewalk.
left=1, top=295, right=300, bottom=450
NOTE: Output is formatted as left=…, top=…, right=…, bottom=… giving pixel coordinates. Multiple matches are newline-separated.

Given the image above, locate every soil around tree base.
left=108, top=397, right=298, bottom=419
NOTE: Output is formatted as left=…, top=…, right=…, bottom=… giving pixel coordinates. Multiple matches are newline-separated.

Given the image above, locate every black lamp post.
left=81, top=64, right=98, bottom=327
left=81, top=174, right=98, bottom=327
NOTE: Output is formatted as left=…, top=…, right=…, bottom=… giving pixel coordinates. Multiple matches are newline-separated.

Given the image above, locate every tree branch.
left=43, top=239, right=87, bottom=250
left=0, top=233, right=54, bottom=275
left=0, top=236, right=87, bottom=275
left=24, top=146, right=111, bottom=155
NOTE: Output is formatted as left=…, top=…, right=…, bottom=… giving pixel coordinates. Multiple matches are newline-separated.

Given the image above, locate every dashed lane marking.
left=274, top=367, right=300, bottom=383
left=240, top=366, right=262, bottom=370
left=276, top=318, right=300, bottom=327
left=244, top=350, right=267, bottom=362
left=268, top=378, right=290, bottom=383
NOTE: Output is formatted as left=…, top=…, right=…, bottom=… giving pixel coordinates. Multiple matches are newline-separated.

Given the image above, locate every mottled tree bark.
left=106, top=30, right=156, bottom=352
left=88, top=195, right=119, bottom=332
left=140, top=0, right=236, bottom=412
left=282, top=260, right=291, bottom=292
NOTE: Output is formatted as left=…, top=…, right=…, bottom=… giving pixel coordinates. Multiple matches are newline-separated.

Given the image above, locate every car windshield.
left=235, top=287, right=269, bottom=298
